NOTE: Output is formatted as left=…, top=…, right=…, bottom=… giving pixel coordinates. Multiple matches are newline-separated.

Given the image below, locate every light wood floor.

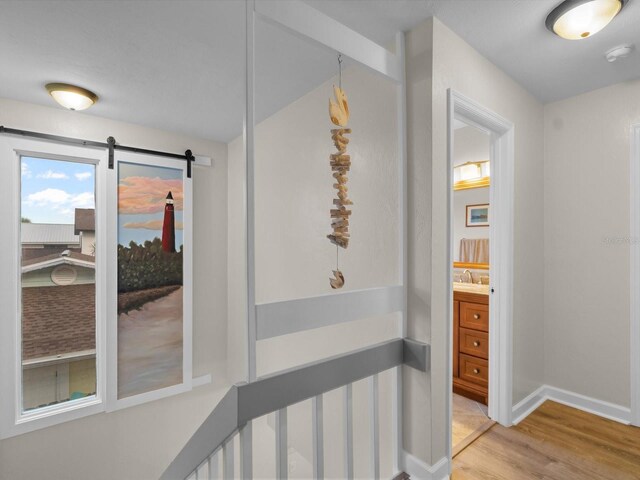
left=452, top=400, right=640, bottom=479
left=452, top=393, right=494, bottom=457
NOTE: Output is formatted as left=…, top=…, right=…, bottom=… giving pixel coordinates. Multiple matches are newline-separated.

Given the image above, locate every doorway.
left=450, top=121, right=494, bottom=456
left=446, top=90, right=515, bottom=461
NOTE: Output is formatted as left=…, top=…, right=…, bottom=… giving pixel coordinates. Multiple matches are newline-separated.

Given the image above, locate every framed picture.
left=466, top=204, right=489, bottom=227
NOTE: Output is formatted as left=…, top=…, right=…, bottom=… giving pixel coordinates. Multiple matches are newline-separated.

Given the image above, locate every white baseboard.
left=512, top=386, right=546, bottom=425
left=401, top=451, right=449, bottom=480
left=544, top=385, right=631, bottom=425
left=511, top=384, right=631, bottom=426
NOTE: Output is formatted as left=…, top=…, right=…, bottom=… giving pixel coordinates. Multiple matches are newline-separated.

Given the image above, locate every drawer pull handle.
left=473, top=368, right=480, bottom=374
left=473, top=314, right=480, bottom=320
left=473, top=341, right=480, bottom=347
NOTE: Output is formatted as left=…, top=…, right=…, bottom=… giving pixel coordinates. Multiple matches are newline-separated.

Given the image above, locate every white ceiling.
left=0, top=0, right=639, bottom=143
left=306, top=0, right=640, bottom=103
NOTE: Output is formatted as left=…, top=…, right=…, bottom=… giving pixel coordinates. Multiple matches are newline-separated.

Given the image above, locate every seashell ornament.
left=330, top=270, right=345, bottom=289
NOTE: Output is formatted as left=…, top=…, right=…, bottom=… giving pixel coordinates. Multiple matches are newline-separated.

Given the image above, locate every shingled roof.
left=22, top=251, right=95, bottom=273
left=22, top=284, right=96, bottom=361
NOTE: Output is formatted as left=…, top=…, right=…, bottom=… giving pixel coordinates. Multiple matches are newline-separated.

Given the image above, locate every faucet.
left=463, top=269, right=473, bottom=283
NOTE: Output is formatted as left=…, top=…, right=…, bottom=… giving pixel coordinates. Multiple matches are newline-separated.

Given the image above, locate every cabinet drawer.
left=460, top=302, right=488, bottom=332
left=459, top=354, right=488, bottom=387
left=459, top=328, right=488, bottom=359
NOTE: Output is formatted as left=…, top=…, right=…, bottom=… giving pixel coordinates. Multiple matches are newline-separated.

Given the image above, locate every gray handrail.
left=160, top=338, right=429, bottom=480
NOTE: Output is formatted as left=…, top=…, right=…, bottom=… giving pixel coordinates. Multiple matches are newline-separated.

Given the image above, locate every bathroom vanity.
left=453, top=285, right=489, bottom=405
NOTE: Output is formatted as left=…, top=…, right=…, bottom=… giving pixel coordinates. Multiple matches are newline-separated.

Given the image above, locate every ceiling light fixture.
left=45, top=83, right=98, bottom=111
left=546, top=0, right=626, bottom=40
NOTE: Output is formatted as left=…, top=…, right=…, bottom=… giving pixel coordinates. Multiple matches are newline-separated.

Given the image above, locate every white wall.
left=404, top=18, right=434, bottom=464
left=0, top=97, right=229, bottom=480
left=228, top=63, right=402, bottom=376
left=453, top=187, right=490, bottom=262
left=228, top=63, right=401, bottom=477
left=544, top=80, right=640, bottom=407
left=406, top=17, right=546, bottom=464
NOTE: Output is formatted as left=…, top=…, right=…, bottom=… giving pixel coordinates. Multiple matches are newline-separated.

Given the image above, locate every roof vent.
left=51, top=266, right=77, bottom=286
left=606, top=44, right=634, bottom=62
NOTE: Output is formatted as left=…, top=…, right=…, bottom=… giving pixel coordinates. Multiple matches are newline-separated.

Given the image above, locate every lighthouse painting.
left=117, top=162, right=184, bottom=399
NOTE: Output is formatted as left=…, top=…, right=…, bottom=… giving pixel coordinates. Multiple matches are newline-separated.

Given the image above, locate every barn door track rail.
left=0, top=126, right=197, bottom=178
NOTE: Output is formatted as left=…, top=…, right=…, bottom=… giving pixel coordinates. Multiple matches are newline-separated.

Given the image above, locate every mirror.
left=452, top=124, right=490, bottom=274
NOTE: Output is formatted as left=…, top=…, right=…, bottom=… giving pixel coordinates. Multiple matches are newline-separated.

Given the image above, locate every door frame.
left=446, top=89, right=515, bottom=442
left=630, top=122, right=640, bottom=427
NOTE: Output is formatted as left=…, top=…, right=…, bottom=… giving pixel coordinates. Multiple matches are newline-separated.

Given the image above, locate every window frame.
left=0, top=137, right=108, bottom=439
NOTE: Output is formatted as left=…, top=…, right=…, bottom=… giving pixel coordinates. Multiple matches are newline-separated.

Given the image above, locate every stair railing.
left=160, top=338, right=428, bottom=480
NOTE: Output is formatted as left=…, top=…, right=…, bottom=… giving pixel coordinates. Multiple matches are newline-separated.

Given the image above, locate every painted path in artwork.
left=118, top=287, right=183, bottom=399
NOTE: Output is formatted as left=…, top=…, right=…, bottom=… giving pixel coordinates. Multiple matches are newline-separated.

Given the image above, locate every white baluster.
left=276, top=408, right=288, bottom=479
left=312, top=395, right=324, bottom=479
left=196, top=459, right=208, bottom=480
left=344, top=383, right=354, bottom=480
left=240, top=422, right=253, bottom=479
left=208, top=450, right=220, bottom=480
left=369, top=374, right=380, bottom=479
left=223, top=439, right=234, bottom=480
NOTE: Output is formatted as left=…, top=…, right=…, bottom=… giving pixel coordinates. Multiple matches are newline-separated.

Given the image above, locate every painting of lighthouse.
left=117, top=162, right=184, bottom=399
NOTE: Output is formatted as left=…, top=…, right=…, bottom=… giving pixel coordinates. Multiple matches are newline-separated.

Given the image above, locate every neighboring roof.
left=22, top=251, right=95, bottom=273
left=74, top=209, right=95, bottom=235
left=21, top=223, right=79, bottom=245
left=22, top=283, right=96, bottom=360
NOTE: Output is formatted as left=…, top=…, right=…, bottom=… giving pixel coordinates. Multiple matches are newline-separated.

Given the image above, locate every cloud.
left=118, top=176, right=183, bottom=215
left=37, top=170, right=69, bottom=180
left=75, top=172, right=92, bottom=181
left=25, top=188, right=94, bottom=218
left=21, top=163, right=31, bottom=178
left=123, top=219, right=184, bottom=230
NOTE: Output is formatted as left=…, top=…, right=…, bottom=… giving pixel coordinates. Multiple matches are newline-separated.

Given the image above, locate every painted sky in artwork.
left=118, top=163, right=184, bottom=247
left=21, top=157, right=95, bottom=224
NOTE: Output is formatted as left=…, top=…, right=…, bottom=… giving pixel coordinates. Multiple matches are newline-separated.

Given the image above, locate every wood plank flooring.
left=452, top=400, right=640, bottom=479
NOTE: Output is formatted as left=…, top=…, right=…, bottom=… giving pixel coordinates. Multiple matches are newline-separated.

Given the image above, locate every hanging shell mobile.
left=328, top=84, right=351, bottom=289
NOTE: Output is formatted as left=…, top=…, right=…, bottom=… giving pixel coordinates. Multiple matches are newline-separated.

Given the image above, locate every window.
left=0, top=136, right=194, bottom=439
left=20, top=156, right=97, bottom=413
left=0, top=138, right=106, bottom=439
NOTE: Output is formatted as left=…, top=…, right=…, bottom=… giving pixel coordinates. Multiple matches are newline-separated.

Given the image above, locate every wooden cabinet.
left=453, top=291, right=489, bottom=405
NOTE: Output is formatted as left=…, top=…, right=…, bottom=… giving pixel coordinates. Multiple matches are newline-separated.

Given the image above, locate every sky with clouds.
left=118, top=162, right=183, bottom=248
left=21, top=158, right=184, bottom=248
left=21, top=157, right=94, bottom=224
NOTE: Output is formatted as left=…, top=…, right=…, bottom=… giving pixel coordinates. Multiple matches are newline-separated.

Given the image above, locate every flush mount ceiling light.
left=45, top=83, right=98, bottom=111
left=546, top=0, right=626, bottom=40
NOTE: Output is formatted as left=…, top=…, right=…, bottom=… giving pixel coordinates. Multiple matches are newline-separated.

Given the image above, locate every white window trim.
left=0, top=136, right=107, bottom=439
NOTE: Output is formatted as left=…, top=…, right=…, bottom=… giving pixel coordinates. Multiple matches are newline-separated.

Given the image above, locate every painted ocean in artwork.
left=117, top=162, right=184, bottom=399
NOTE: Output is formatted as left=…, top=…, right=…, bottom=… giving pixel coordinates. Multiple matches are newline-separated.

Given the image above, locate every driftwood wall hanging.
left=328, top=54, right=351, bottom=289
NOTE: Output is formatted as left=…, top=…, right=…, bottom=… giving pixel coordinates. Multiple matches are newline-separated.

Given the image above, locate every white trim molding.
left=0, top=137, right=108, bottom=440
left=255, top=285, right=404, bottom=340
left=630, top=122, right=640, bottom=427
left=447, top=90, right=515, bottom=439
left=511, top=386, right=547, bottom=425
left=254, top=0, right=402, bottom=84
left=401, top=451, right=449, bottom=480
left=512, top=385, right=632, bottom=426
